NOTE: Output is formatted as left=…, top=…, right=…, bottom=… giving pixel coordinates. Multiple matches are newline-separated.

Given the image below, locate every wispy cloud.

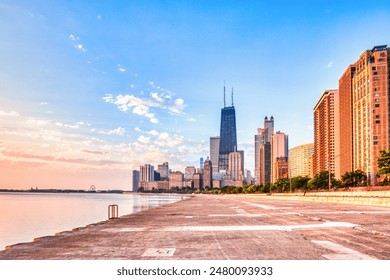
left=68, top=34, right=87, bottom=52
left=97, top=127, right=126, bottom=136
left=327, top=61, right=335, bottom=68
left=117, top=64, right=126, bottom=72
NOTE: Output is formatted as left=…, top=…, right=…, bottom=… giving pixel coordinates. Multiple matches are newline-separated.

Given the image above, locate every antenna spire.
left=223, top=81, right=226, bottom=107
left=231, top=87, right=234, bottom=106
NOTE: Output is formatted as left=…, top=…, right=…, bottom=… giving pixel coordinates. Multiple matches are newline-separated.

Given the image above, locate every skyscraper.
left=132, top=170, right=139, bottom=192
left=203, top=157, right=213, bottom=189
left=157, top=162, right=169, bottom=180
left=228, top=149, right=244, bottom=181
left=210, top=136, right=220, bottom=173
left=349, top=45, right=390, bottom=184
left=271, top=131, right=289, bottom=183
left=339, top=65, right=355, bottom=178
left=288, top=143, right=314, bottom=178
left=218, top=87, right=237, bottom=172
left=313, top=89, right=340, bottom=178
left=254, top=116, right=274, bottom=185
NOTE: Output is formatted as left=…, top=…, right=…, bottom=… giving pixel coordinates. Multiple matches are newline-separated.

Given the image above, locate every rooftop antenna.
left=223, top=81, right=226, bottom=107
left=231, top=87, right=234, bottom=106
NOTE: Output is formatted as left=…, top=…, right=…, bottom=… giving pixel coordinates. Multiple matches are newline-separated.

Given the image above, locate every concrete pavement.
left=1, top=194, right=389, bottom=260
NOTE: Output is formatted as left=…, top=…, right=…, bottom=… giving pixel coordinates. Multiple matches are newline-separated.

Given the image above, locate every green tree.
left=378, top=150, right=390, bottom=185
left=341, top=170, right=367, bottom=187
left=308, top=171, right=334, bottom=190
left=291, top=176, right=310, bottom=191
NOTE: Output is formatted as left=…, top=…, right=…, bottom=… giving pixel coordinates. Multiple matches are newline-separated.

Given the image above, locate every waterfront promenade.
left=1, top=194, right=390, bottom=260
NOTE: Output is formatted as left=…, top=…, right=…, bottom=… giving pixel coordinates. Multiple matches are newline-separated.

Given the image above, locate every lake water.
left=0, top=192, right=187, bottom=250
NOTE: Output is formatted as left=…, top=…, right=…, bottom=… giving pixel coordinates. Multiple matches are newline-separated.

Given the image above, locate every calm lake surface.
left=0, top=192, right=187, bottom=250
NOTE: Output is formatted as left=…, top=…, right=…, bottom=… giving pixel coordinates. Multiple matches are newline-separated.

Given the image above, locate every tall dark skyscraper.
left=218, top=86, right=237, bottom=172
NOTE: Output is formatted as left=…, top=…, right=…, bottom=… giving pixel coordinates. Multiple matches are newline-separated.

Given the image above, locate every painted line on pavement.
left=241, top=201, right=278, bottom=210
left=102, top=222, right=357, bottom=233
left=312, top=240, right=376, bottom=260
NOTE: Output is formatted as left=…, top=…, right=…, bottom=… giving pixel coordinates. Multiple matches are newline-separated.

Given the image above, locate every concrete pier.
left=1, top=194, right=389, bottom=260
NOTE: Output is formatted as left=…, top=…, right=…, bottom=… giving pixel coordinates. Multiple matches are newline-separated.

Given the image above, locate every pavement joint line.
left=101, top=222, right=358, bottom=233
left=311, top=240, right=376, bottom=260
left=241, top=201, right=278, bottom=210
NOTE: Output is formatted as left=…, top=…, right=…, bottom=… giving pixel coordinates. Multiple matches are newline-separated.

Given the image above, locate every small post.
left=108, top=204, right=119, bottom=220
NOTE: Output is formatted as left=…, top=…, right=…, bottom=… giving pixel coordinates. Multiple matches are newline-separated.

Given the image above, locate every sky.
left=1, top=0, right=390, bottom=190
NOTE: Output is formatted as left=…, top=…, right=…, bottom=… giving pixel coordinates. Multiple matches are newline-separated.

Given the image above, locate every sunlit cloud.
left=137, top=135, right=151, bottom=144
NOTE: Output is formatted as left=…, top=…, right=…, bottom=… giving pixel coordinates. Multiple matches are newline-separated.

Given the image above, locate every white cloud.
left=98, top=127, right=126, bottom=136
left=174, top=98, right=184, bottom=107
left=117, top=64, right=126, bottom=72
left=76, top=44, right=86, bottom=52
left=147, top=130, right=159, bottom=136
left=151, top=92, right=164, bottom=103
left=155, top=132, right=184, bottom=147
left=150, top=117, right=159, bottom=124
left=137, top=135, right=151, bottom=144
left=327, top=61, right=335, bottom=68
left=68, top=34, right=79, bottom=41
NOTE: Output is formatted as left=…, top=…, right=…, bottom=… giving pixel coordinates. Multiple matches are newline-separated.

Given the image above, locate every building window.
left=375, top=120, right=380, bottom=124
left=375, top=104, right=380, bottom=108
left=375, top=115, right=380, bottom=118
left=374, top=141, right=379, bottom=145
left=372, top=66, right=377, bottom=70
left=375, top=99, right=380, bottom=102
left=373, top=136, right=378, bottom=140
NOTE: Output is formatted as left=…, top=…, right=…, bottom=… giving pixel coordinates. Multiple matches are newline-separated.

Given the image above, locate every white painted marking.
left=142, top=248, right=175, bottom=257
left=312, top=240, right=376, bottom=260
left=209, top=212, right=300, bottom=217
left=106, top=222, right=357, bottom=232
left=185, top=216, right=193, bottom=219
left=241, top=201, right=278, bottom=210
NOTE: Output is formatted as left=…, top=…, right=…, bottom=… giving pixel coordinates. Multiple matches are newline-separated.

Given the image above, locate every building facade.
left=274, top=157, right=289, bottom=180
left=210, top=136, right=220, bottom=173
left=218, top=88, right=237, bottom=172
left=271, top=131, right=288, bottom=183
left=203, top=157, right=213, bottom=189
left=228, top=150, right=244, bottom=182
left=169, top=171, right=184, bottom=189
left=254, top=116, right=274, bottom=185
left=313, top=90, right=340, bottom=178
left=288, top=143, right=314, bottom=178
left=157, top=162, right=169, bottom=180
left=339, top=65, right=355, bottom=178
left=351, top=45, right=390, bottom=184
left=132, top=170, right=139, bottom=192
left=140, top=164, right=154, bottom=183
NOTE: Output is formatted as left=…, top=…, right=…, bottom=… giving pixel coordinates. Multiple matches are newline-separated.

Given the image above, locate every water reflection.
left=0, top=192, right=187, bottom=250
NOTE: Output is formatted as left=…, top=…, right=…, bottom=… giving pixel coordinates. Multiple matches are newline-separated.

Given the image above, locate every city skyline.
left=1, top=1, right=390, bottom=189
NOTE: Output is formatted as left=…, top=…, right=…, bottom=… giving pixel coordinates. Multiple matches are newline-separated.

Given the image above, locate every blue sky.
left=1, top=0, right=390, bottom=189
